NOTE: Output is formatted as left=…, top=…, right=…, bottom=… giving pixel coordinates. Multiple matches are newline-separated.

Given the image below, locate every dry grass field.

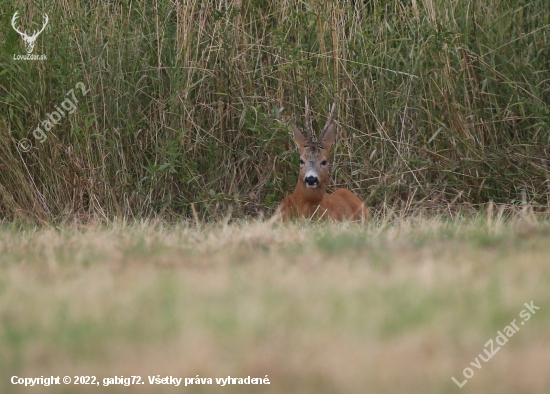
left=1, top=212, right=549, bottom=393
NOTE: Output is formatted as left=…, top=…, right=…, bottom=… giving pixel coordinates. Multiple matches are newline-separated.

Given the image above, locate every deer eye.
left=299, top=159, right=305, bottom=165
left=321, top=160, right=327, bottom=166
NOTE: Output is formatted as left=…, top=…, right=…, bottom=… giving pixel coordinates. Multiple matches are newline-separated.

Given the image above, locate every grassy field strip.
left=0, top=216, right=549, bottom=393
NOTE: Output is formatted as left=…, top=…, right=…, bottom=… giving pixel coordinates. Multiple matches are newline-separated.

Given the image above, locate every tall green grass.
left=1, top=0, right=549, bottom=221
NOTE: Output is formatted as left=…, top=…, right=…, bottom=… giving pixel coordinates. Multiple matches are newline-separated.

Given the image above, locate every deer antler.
left=31, top=13, right=49, bottom=39
left=11, top=12, right=27, bottom=38
left=11, top=11, right=49, bottom=54
left=319, top=98, right=338, bottom=140
left=303, top=97, right=314, bottom=140
left=11, top=12, right=48, bottom=39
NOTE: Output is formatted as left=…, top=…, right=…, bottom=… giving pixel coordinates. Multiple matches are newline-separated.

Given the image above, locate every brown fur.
left=277, top=118, right=370, bottom=222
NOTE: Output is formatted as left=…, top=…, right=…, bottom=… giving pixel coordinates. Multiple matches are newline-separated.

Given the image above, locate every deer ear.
left=321, top=120, right=336, bottom=150
left=292, top=124, right=307, bottom=148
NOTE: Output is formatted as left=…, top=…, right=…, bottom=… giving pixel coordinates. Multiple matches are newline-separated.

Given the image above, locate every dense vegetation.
left=1, top=0, right=550, bottom=221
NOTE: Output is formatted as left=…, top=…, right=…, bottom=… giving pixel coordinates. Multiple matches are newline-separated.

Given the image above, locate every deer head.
left=291, top=99, right=337, bottom=190
left=11, top=11, right=49, bottom=54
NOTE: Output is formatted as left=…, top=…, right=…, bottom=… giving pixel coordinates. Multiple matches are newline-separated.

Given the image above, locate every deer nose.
left=305, top=175, right=319, bottom=186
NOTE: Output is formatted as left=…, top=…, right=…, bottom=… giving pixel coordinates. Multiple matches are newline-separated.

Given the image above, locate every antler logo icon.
left=11, top=11, right=49, bottom=54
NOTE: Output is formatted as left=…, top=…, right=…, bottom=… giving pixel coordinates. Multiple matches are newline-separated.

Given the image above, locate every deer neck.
left=292, top=179, right=326, bottom=206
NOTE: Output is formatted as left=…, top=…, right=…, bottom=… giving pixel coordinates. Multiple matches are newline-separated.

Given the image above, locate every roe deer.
left=277, top=100, right=369, bottom=222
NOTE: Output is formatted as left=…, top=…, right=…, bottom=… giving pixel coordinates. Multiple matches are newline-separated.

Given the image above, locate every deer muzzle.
left=304, top=172, right=319, bottom=188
